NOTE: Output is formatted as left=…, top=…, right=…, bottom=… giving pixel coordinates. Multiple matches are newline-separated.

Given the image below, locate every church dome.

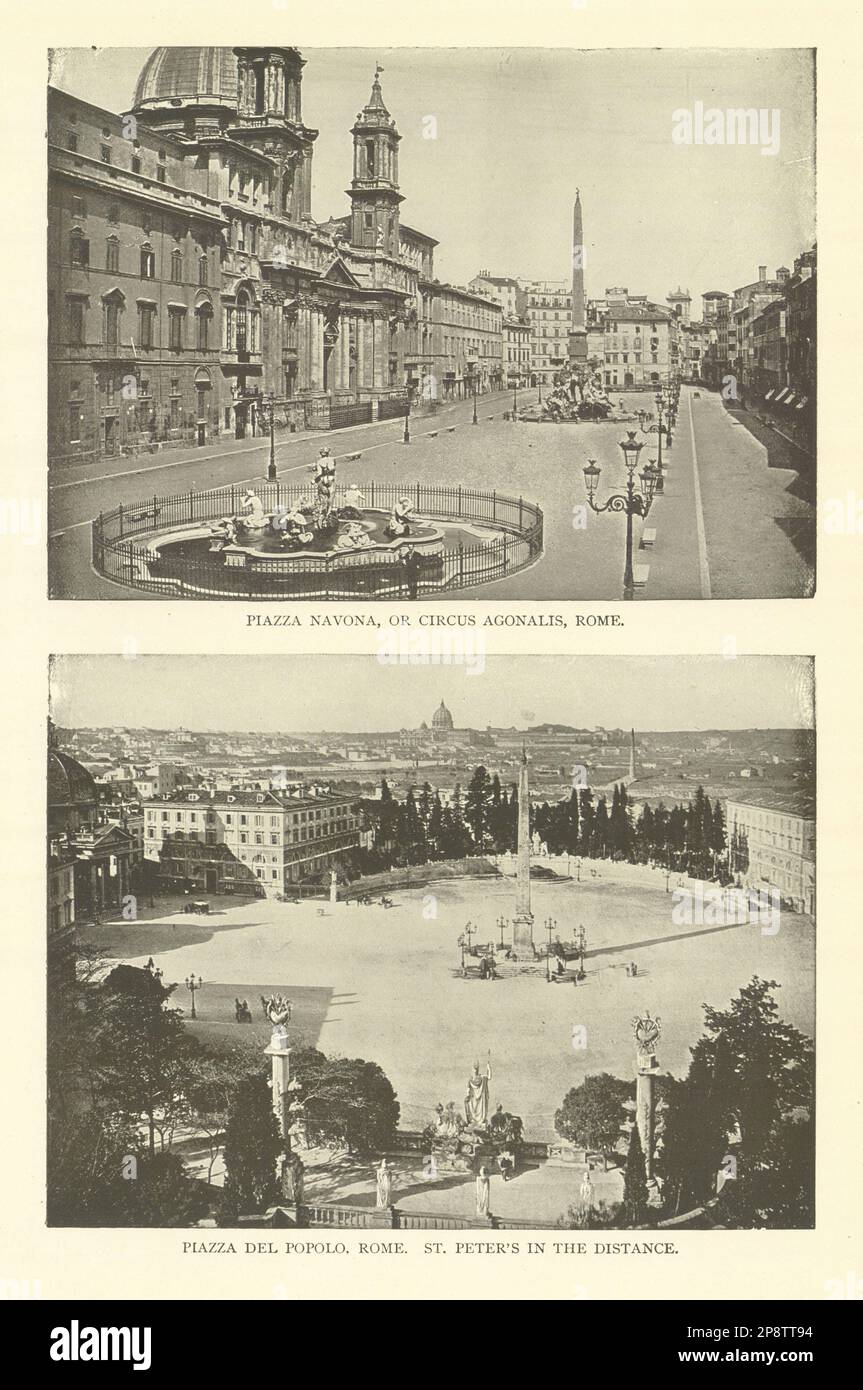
left=48, top=749, right=97, bottom=813
left=431, top=700, right=454, bottom=732
left=132, top=47, right=239, bottom=111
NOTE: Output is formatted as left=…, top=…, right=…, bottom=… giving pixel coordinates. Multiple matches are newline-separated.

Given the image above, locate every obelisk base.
left=511, top=912, right=537, bottom=962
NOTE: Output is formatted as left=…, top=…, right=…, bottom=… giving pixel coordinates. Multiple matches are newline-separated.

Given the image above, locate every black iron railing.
left=92, top=481, right=543, bottom=601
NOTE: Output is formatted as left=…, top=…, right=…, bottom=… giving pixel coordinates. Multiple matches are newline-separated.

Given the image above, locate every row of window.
left=70, top=230, right=209, bottom=284
left=146, top=805, right=352, bottom=826
left=605, top=353, right=661, bottom=365
left=66, top=128, right=169, bottom=183
left=64, top=296, right=214, bottom=351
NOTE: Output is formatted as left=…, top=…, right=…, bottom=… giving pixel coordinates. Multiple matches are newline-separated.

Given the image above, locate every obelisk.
left=568, top=189, right=588, bottom=368
left=512, top=746, right=536, bottom=961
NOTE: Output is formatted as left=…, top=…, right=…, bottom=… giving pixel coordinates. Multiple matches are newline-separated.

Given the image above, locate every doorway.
left=104, top=416, right=117, bottom=456
left=205, top=869, right=217, bottom=892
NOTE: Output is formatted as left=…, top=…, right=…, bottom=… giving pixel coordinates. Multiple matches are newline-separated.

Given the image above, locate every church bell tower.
left=232, top=48, right=317, bottom=222
left=348, top=66, right=403, bottom=255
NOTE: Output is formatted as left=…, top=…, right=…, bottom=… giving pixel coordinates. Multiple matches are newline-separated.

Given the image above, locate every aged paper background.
left=1, top=0, right=860, bottom=1301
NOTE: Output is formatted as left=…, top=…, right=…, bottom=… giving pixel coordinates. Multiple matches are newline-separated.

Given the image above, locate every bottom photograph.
left=47, top=653, right=815, bottom=1233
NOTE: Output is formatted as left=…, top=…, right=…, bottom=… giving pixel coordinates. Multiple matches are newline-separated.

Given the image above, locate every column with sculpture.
left=262, top=995, right=305, bottom=1204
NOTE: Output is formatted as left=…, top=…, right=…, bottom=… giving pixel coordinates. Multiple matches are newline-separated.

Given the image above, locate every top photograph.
left=46, top=46, right=816, bottom=602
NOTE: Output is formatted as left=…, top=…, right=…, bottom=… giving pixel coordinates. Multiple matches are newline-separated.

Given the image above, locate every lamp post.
left=258, top=391, right=278, bottom=483
left=403, top=383, right=414, bottom=444
left=583, top=432, right=659, bottom=600
left=472, top=371, right=479, bottom=425
left=185, top=973, right=203, bottom=1020
left=512, top=378, right=518, bottom=417
left=497, top=914, right=508, bottom=949
left=653, top=394, right=665, bottom=491
left=545, top=916, right=557, bottom=953
left=576, top=923, right=587, bottom=979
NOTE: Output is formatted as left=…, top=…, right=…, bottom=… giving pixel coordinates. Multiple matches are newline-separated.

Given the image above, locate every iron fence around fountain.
left=91, top=480, right=544, bottom=600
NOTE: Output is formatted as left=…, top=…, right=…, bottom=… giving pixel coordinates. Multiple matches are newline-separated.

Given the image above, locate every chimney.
left=758, top=265, right=767, bottom=282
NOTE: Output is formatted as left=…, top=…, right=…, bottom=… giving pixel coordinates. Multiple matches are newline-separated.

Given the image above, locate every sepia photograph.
left=46, top=46, right=816, bottom=602
left=47, top=653, right=815, bottom=1232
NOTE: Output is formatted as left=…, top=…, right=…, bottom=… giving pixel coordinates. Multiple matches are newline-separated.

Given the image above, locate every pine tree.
left=223, top=1074, right=281, bottom=1214
left=623, top=1122, right=650, bottom=1227
left=578, top=788, right=595, bottom=855
left=464, top=765, right=492, bottom=850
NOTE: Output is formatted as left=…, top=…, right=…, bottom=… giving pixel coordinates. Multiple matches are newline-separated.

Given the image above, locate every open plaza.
left=50, top=385, right=814, bottom=602
left=82, top=859, right=814, bottom=1222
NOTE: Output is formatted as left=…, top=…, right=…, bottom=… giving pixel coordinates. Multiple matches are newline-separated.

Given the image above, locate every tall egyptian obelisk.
left=512, top=746, right=536, bottom=961
left=568, top=189, right=588, bottom=368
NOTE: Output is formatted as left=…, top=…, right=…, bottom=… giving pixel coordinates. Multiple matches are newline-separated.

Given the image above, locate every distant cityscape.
left=54, top=702, right=814, bottom=807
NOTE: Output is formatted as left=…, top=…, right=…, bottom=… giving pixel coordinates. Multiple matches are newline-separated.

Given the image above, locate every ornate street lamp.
left=472, top=370, right=479, bottom=425
left=576, top=923, right=587, bottom=979
left=256, top=391, right=280, bottom=483
left=185, top=973, right=203, bottom=1020
left=403, top=382, right=414, bottom=445
left=583, top=433, right=658, bottom=600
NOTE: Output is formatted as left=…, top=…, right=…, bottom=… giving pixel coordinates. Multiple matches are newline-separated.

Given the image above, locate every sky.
left=48, top=46, right=815, bottom=305
left=49, top=655, right=814, bottom=734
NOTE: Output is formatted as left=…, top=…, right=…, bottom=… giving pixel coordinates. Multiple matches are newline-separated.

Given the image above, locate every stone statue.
left=385, top=496, right=414, bottom=539
left=375, top=1158, right=394, bottom=1208
left=579, top=1171, right=593, bottom=1208
left=475, top=1165, right=491, bottom=1216
left=237, top=489, right=266, bottom=534
left=262, top=994, right=293, bottom=1039
left=465, top=1059, right=492, bottom=1128
left=311, top=449, right=337, bottom=531
left=633, top=1012, right=662, bottom=1063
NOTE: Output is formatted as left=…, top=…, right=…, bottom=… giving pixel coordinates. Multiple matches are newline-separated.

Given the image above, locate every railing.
left=264, top=1201, right=542, bottom=1231
left=330, top=400, right=374, bottom=430
left=377, top=393, right=409, bottom=421
left=91, top=481, right=544, bottom=601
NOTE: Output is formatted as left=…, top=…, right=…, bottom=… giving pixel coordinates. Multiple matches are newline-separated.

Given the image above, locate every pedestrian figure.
left=401, top=544, right=421, bottom=600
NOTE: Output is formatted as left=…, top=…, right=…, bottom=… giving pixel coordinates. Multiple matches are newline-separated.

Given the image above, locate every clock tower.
left=348, top=66, right=403, bottom=255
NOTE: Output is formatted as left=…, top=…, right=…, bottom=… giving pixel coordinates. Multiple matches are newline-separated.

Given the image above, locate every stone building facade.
left=48, top=47, right=500, bottom=464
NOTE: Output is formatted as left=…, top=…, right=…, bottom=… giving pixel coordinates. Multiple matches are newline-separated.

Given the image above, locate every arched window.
left=171, top=248, right=183, bottom=283
left=196, top=302, right=213, bottom=351
left=140, top=243, right=155, bottom=279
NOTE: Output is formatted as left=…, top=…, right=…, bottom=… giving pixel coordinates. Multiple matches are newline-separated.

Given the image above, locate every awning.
left=796, top=396, right=809, bottom=409
left=774, top=387, right=789, bottom=402
left=764, top=389, right=775, bottom=400
left=783, top=392, right=796, bottom=406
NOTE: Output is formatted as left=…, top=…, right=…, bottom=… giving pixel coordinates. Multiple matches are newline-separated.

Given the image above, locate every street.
left=48, top=387, right=815, bottom=601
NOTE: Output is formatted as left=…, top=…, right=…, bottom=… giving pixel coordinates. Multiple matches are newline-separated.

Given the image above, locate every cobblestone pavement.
left=49, top=387, right=815, bottom=600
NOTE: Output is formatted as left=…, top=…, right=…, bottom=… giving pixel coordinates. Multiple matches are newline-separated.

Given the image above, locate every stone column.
left=373, top=315, right=386, bottom=389
left=636, top=1059, right=658, bottom=1181
left=512, top=747, right=536, bottom=961
left=311, top=310, right=324, bottom=391
left=356, top=316, right=367, bottom=389
left=297, top=306, right=308, bottom=390
left=264, top=1020, right=304, bottom=1204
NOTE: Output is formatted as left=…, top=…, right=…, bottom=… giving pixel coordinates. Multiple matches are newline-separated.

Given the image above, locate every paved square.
left=86, top=862, right=814, bottom=1143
